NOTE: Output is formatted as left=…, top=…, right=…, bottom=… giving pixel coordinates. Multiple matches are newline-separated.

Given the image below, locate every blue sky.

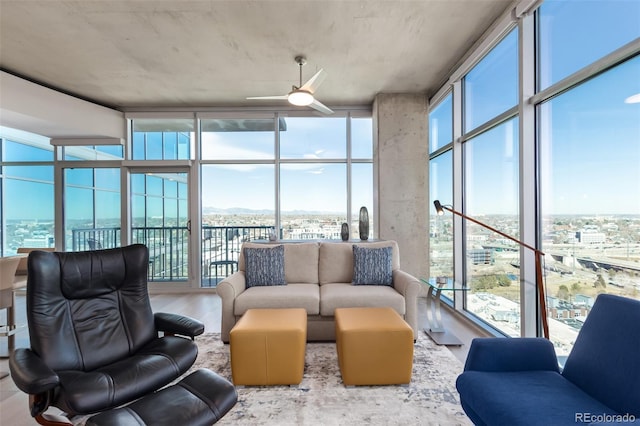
left=430, top=0, right=640, bottom=216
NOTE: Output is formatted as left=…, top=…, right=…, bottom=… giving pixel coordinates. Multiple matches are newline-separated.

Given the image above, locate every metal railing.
left=70, top=225, right=273, bottom=286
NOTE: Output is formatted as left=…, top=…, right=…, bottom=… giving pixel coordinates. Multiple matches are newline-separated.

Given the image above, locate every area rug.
left=191, top=333, right=472, bottom=426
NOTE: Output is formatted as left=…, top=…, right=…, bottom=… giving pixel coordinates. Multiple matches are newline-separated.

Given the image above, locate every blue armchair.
left=456, top=294, right=640, bottom=425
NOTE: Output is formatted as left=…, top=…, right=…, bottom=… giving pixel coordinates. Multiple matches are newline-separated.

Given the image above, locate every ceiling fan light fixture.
left=288, top=90, right=314, bottom=106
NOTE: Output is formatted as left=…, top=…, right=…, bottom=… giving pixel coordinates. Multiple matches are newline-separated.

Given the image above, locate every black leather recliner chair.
left=9, top=244, right=233, bottom=425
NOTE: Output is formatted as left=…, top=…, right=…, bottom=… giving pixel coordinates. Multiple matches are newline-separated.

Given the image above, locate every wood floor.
left=0, top=292, right=487, bottom=425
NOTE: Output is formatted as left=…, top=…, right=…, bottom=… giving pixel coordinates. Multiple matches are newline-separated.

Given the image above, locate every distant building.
left=546, top=296, right=560, bottom=309
left=22, top=236, right=53, bottom=248
left=467, top=249, right=493, bottom=265
left=574, top=294, right=595, bottom=308
left=575, top=230, right=605, bottom=245
left=488, top=307, right=518, bottom=323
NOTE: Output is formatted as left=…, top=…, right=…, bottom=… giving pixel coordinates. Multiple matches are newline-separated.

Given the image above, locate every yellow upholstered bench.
left=335, top=307, right=414, bottom=385
left=230, top=308, right=307, bottom=385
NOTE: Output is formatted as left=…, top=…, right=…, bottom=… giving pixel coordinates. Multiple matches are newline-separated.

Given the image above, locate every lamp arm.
left=440, top=205, right=544, bottom=256
left=440, top=204, right=550, bottom=339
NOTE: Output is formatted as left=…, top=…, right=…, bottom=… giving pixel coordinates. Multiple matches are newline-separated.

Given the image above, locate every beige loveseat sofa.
left=217, top=240, right=421, bottom=343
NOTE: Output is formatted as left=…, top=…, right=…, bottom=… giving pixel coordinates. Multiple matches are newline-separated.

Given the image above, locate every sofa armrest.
left=154, top=312, right=204, bottom=338
left=216, top=271, right=247, bottom=343
left=392, top=270, right=420, bottom=297
left=392, top=269, right=421, bottom=339
left=9, top=348, right=59, bottom=395
left=464, top=337, right=560, bottom=373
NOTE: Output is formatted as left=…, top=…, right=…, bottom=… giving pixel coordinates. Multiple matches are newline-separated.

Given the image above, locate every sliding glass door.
left=130, top=169, right=190, bottom=284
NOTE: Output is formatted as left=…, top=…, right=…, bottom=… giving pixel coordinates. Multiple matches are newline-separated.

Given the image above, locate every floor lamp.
left=433, top=200, right=550, bottom=339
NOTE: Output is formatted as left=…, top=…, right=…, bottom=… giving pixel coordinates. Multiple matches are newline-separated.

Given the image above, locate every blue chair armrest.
left=464, top=337, right=560, bottom=373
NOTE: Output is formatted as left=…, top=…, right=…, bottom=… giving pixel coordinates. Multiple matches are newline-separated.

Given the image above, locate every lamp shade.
left=434, top=200, right=445, bottom=215
left=288, top=90, right=314, bottom=106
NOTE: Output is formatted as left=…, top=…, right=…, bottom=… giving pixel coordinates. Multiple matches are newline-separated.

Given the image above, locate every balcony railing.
left=70, top=225, right=273, bottom=286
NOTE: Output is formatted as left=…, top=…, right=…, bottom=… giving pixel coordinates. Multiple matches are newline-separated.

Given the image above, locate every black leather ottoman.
left=86, top=369, right=237, bottom=426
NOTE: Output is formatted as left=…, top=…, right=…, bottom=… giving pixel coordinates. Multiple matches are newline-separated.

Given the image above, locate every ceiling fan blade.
left=246, top=95, right=288, bottom=100
left=300, top=68, right=327, bottom=94
left=309, top=98, right=334, bottom=115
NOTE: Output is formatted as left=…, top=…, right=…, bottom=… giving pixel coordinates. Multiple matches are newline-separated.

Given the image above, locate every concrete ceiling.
left=0, top=0, right=512, bottom=111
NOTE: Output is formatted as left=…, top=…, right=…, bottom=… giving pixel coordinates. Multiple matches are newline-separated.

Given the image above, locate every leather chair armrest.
left=9, top=348, right=59, bottom=395
left=464, top=337, right=560, bottom=373
left=154, top=312, right=205, bottom=338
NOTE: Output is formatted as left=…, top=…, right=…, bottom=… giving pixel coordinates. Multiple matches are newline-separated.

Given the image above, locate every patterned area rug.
left=191, top=333, right=472, bottom=426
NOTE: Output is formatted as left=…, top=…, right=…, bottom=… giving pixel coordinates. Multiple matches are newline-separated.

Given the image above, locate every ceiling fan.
left=247, top=56, right=333, bottom=115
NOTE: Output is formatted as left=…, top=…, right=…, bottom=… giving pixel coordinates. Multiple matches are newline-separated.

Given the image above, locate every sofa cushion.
left=319, top=241, right=400, bottom=284
left=320, top=283, right=405, bottom=316
left=244, top=245, right=285, bottom=288
left=352, top=245, right=392, bottom=286
left=234, top=284, right=320, bottom=316
left=456, top=370, right=619, bottom=426
left=239, top=242, right=319, bottom=284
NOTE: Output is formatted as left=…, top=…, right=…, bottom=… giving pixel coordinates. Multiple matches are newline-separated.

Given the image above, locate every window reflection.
left=131, top=118, right=194, bottom=160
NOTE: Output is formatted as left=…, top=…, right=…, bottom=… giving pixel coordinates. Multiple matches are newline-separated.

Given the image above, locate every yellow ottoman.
left=335, top=307, right=414, bottom=385
left=230, top=308, right=307, bottom=385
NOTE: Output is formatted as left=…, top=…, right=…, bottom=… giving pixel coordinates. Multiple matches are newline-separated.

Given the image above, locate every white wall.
left=0, top=71, right=125, bottom=139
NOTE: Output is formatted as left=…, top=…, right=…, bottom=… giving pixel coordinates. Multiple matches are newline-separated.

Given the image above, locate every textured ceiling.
left=0, top=0, right=512, bottom=111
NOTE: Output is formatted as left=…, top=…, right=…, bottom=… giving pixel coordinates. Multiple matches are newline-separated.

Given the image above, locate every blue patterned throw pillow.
left=244, top=245, right=286, bottom=288
left=352, top=245, right=393, bottom=286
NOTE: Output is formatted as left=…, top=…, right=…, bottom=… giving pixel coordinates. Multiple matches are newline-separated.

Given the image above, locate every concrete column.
left=373, top=93, right=429, bottom=282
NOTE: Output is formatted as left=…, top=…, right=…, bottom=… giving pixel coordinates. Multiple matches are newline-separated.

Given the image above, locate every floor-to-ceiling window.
left=200, top=116, right=277, bottom=285
left=429, top=93, right=454, bottom=299
left=536, top=0, right=640, bottom=357
left=130, top=171, right=189, bottom=281
left=199, top=112, right=372, bottom=286
left=462, top=28, right=521, bottom=335
left=279, top=116, right=348, bottom=239
left=428, top=0, right=640, bottom=348
left=464, top=118, right=520, bottom=334
left=1, top=112, right=370, bottom=288
left=129, top=117, right=195, bottom=284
